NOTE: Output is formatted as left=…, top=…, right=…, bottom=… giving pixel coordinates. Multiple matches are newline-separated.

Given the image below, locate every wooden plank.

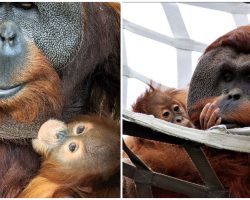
left=123, top=110, right=250, bottom=153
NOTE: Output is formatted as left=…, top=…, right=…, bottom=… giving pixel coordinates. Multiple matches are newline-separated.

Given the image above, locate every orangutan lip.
left=0, top=84, right=23, bottom=98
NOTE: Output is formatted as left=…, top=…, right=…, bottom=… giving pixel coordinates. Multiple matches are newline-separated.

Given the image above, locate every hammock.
left=123, top=110, right=250, bottom=197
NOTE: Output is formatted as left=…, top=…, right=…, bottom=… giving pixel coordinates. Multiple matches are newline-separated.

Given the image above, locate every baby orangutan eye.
left=68, top=142, right=77, bottom=152
left=163, top=111, right=170, bottom=117
left=76, top=125, right=85, bottom=135
left=173, top=105, right=180, bottom=112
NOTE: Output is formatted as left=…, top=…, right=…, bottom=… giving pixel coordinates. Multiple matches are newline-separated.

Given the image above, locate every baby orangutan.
left=19, top=115, right=120, bottom=198
left=132, top=86, right=194, bottom=128
left=124, top=86, right=200, bottom=197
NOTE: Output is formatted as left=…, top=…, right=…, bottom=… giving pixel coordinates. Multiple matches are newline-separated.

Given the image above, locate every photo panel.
left=122, top=2, right=250, bottom=198
left=0, top=2, right=120, bottom=198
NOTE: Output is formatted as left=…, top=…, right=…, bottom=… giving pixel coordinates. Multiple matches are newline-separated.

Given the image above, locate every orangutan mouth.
left=0, top=84, right=23, bottom=98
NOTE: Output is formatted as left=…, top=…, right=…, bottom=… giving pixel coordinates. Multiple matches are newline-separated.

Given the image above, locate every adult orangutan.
left=0, top=3, right=120, bottom=197
left=19, top=115, right=120, bottom=198
left=187, top=25, right=250, bottom=197
left=125, top=26, right=250, bottom=198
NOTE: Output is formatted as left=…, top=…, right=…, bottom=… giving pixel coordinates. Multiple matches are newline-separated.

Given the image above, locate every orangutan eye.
left=68, top=142, right=77, bottom=152
left=76, top=125, right=85, bottom=135
left=13, top=3, right=36, bottom=10
left=223, top=72, right=233, bottom=82
left=173, top=105, right=180, bottom=112
left=163, top=111, right=170, bottom=117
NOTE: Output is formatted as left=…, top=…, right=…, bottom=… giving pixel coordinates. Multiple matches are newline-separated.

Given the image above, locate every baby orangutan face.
left=157, top=99, right=192, bottom=128
left=145, top=92, right=193, bottom=128
left=32, top=115, right=120, bottom=183
left=56, top=116, right=120, bottom=175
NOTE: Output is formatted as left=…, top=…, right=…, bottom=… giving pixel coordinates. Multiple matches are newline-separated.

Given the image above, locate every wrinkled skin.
left=189, top=46, right=250, bottom=128
left=188, top=26, right=250, bottom=129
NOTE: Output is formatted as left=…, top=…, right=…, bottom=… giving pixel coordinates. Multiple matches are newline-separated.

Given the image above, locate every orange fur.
left=19, top=115, right=120, bottom=198
left=0, top=3, right=120, bottom=198
left=19, top=176, right=60, bottom=198
left=170, top=87, right=189, bottom=110
left=124, top=86, right=197, bottom=197
left=205, top=26, right=250, bottom=54
left=132, top=85, right=193, bottom=127
left=125, top=85, right=250, bottom=197
left=105, top=3, right=120, bottom=15
left=0, top=42, right=62, bottom=122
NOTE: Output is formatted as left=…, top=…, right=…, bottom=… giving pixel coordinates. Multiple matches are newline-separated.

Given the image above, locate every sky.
left=123, top=2, right=249, bottom=110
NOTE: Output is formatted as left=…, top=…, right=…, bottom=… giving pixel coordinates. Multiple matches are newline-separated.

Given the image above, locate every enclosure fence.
left=123, top=2, right=250, bottom=108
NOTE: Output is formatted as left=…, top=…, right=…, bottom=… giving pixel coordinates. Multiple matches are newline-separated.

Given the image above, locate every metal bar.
left=134, top=170, right=153, bottom=198
left=123, top=65, right=152, bottom=85
left=123, top=162, right=210, bottom=198
left=123, top=65, right=171, bottom=90
left=123, top=120, right=188, bottom=145
left=162, top=3, right=192, bottom=88
left=151, top=171, right=209, bottom=197
left=184, top=3, right=250, bottom=14
left=176, top=49, right=192, bottom=88
left=123, top=163, right=153, bottom=198
left=184, top=146, right=225, bottom=191
left=162, top=3, right=190, bottom=38
left=123, top=162, right=136, bottom=179
left=135, top=184, right=153, bottom=198
left=123, top=140, right=150, bottom=170
left=122, top=31, right=128, bottom=109
left=123, top=19, right=206, bottom=52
